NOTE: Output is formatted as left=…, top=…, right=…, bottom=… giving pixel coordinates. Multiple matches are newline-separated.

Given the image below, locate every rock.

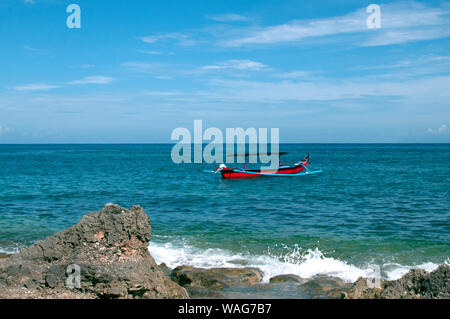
left=269, top=274, right=307, bottom=284
left=159, top=263, right=173, bottom=277
left=380, top=264, right=450, bottom=299
left=346, top=264, right=450, bottom=299
left=0, top=254, right=11, bottom=259
left=171, top=266, right=263, bottom=298
left=0, top=204, right=188, bottom=299
left=421, top=264, right=450, bottom=299
left=345, top=277, right=385, bottom=299
left=379, top=268, right=428, bottom=299
left=298, top=275, right=352, bottom=299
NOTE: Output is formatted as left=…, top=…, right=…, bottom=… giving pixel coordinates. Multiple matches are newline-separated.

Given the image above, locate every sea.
left=0, top=144, right=449, bottom=283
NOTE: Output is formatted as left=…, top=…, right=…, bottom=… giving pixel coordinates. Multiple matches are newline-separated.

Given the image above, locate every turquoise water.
left=0, top=144, right=449, bottom=282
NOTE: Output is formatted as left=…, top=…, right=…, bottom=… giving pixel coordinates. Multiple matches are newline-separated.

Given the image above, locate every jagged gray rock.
left=346, top=264, right=450, bottom=299
left=380, top=265, right=449, bottom=299
left=345, top=277, right=385, bottom=299
left=0, top=204, right=188, bottom=299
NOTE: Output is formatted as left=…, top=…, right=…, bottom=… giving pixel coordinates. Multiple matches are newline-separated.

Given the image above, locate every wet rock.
left=346, top=264, right=450, bottom=299
left=298, top=275, right=352, bottom=299
left=379, top=269, right=428, bottom=299
left=0, top=204, right=188, bottom=299
left=171, top=266, right=264, bottom=298
left=421, top=264, right=450, bottom=299
left=269, top=274, right=307, bottom=284
left=380, top=265, right=450, bottom=299
left=345, top=277, right=385, bottom=299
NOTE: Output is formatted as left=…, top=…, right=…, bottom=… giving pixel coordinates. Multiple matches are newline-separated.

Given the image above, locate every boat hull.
left=220, top=162, right=309, bottom=179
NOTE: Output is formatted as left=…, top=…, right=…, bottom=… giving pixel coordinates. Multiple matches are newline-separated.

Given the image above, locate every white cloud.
left=207, top=13, right=249, bottom=22
left=121, top=62, right=158, bottom=73
left=201, top=59, right=268, bottom=71
left=68, top=76, right=114, bottom=85
left=0, top=125, right=12, bottom=136
left=24, top=45, right=49, bottom=53
left=137, top=50, right=164, bottom=55
left=361, top=27, right=450, bottom=47
left=197, top=75, right=450, bottom=104
left=13, top=83, right=60, bottom=91
left=222, top=2, right=450, bottom=47
left=428, top=124, right=449, bottom=134
left=139, top=33, right=195, bottom=46
left=24, top=0, right=35, bottom=4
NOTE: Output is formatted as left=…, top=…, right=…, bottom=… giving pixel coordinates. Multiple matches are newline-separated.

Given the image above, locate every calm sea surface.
left=0, top=144, right=449, bottom=282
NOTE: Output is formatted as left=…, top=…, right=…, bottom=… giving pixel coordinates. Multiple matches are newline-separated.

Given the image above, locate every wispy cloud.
left=207, top=13, right=249, bottom=22
left=68, top=76, right=114, bottom=85
left=139, top=33, right=195, bottom=46
left=197, top=75, right=450, bottom=104
left=201, top=59, right=268, bottom=71
left=79, top=64, right=94, bottom=69
left=361, top=27, right=450, bottom=46
left=427, top=124, right=449, bottom=134
left=221, top=2, right=450, bottom=47
left=272, top=71, right=309, bottom=79
left=24, top=45, right=50, bottom=54
left=0, top=125, right=12, bottom=136
left=137, top=50, right=163, bottom=55
left=121, top=62, right=158, bottom=73
left=120, top=62, right=177, bottom=79
left=13, top=83, right=60, bottom=91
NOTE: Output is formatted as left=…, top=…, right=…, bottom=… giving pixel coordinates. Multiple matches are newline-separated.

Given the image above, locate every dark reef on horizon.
left=0, top=204, right=448, bottom=299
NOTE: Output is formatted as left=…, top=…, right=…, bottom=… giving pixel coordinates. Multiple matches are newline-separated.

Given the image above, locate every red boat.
left=205, top=153, right=322, bottom=179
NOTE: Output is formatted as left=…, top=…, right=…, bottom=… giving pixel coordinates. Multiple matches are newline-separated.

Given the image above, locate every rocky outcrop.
left=346, top=264, right=450, bottom=299
left=297, top=275, right=352, bottom=299
left=0, top=204, right=188, bottom=299
left=345, top=277, right=385, bottom=299
left=269, top=274, right=307, bottom=284
left=170, top=266, right=264, bottom=297
left=158, top=263, right=173, bottom=277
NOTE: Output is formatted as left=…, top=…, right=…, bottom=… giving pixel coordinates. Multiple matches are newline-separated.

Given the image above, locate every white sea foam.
left=0, top=246, right=21, bottom=254
left=383, top=261, right=446, bottom=281
left=149, top=240, right=445, bottom=283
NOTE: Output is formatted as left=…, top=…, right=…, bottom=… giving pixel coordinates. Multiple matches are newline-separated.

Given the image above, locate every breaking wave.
left=149, top=239, right=445, bottom=283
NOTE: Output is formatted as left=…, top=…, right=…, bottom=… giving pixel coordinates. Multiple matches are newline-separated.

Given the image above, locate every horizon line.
left=1, top=142, right=449, bottom=145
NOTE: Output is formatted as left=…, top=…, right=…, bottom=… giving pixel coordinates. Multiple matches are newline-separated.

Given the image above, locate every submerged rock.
left=269, top=274, right=307, bottom=284
left=346, top=264, right=450, bottom=299
left=297, top=275, right=352, bottom=299
left=0, top=204, right=188, bottom=299
left=170, top=266, right=264, bottom=298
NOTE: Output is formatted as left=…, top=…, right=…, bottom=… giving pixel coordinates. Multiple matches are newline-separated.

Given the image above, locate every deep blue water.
left=0, top=144, right=449, bottom=281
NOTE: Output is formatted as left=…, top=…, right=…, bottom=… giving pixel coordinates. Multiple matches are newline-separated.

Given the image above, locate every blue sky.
left=0, top=0, right=449, bottom=143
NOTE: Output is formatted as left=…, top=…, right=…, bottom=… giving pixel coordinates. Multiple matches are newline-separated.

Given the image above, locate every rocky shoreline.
left=0, top=204, right=448, bottom=299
